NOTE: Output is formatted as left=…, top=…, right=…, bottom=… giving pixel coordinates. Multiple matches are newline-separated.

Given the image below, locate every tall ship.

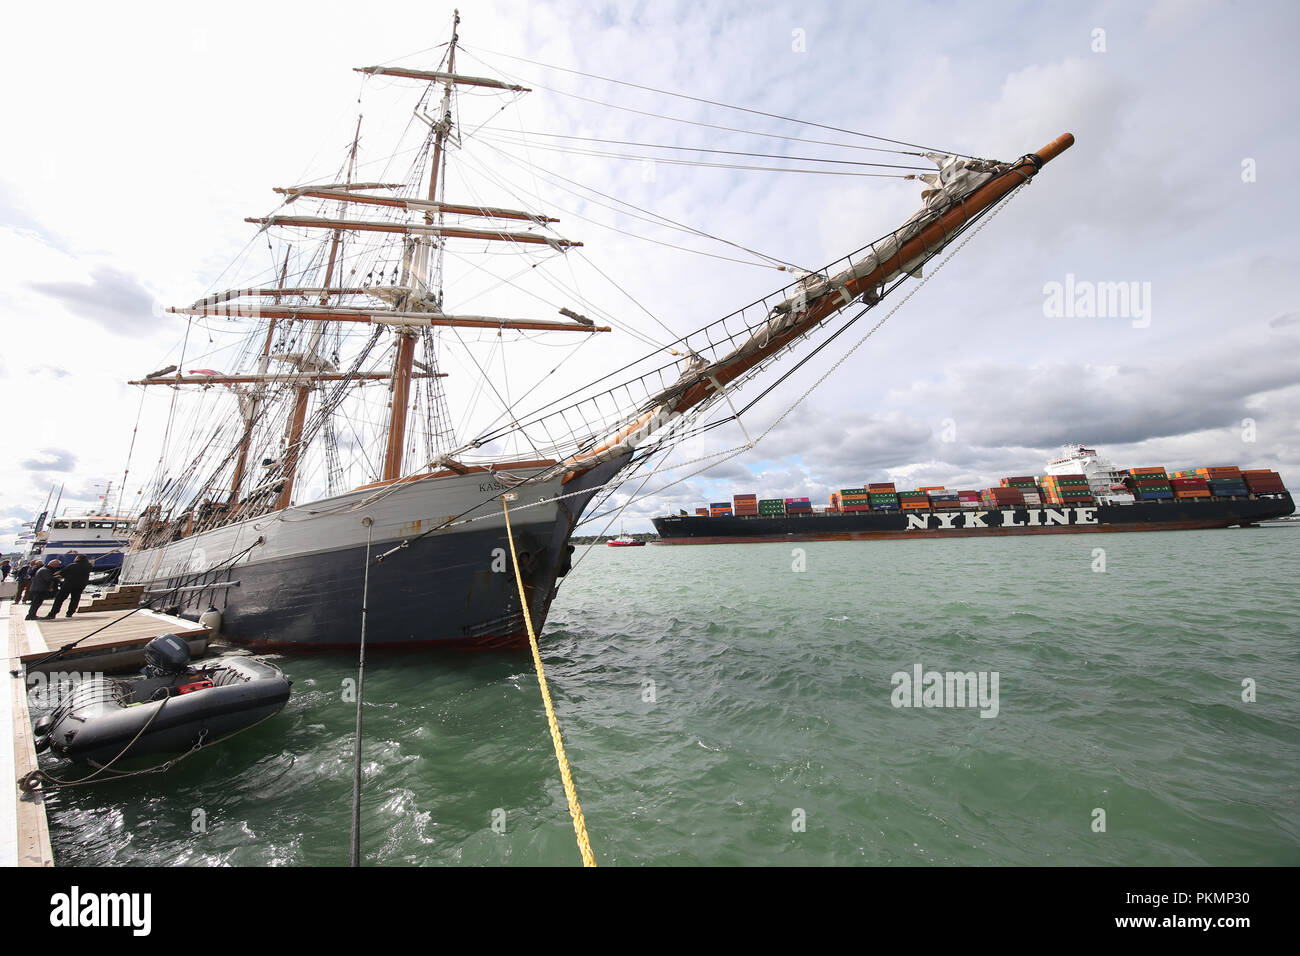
left=117, top=13, right=1076, bottom=648
left=653, top=444, right=1294, bottom=543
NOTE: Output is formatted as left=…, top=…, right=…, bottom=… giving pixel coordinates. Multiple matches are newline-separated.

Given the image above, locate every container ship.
left=653, top=445, right=1294, bottom=543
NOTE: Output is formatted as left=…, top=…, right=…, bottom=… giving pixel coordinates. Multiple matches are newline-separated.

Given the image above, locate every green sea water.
left=43, top=525, right=1300, bottom=866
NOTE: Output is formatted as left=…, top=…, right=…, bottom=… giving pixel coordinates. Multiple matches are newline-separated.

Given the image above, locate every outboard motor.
left=144, top=633, right=192, bottom=678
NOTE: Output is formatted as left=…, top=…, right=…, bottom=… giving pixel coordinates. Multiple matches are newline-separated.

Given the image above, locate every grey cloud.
left=28, top=265, right=157, bottom=334
left=890, top=342, right=1300, bottom=451
left=30, top=364, right=72, bottom=380
left=20, top=448, right=77, bottom=472
left=1269, top=312, right=1300, bottom=328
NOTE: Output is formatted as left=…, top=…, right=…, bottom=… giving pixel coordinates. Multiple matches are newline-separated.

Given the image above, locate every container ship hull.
left=653, top=494, right=1295, bottom=544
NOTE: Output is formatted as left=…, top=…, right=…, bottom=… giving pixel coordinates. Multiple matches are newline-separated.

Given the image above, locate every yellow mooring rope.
left=501, top=497, right=597, bottom=867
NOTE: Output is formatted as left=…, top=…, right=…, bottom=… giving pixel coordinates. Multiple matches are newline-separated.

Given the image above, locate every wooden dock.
left=3, top=590, right=210, bottom=867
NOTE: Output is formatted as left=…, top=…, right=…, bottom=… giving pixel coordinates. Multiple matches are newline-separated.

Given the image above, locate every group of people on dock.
left=9, top=555, right=93, bottom=620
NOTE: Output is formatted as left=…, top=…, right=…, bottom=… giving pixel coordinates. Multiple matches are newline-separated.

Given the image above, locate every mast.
left=380, top=8, right=459, bottom=482
left=275, top=117, right=362, bottom=510
left=31, top=482, right=56, bottom=536
left=230, top=251, right=287, bottom=506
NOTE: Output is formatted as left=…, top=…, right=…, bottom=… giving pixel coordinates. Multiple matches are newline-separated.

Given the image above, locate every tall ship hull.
left=121, top=457, right=627, bottom=650
left=653, top=494, right=1295, bottom=544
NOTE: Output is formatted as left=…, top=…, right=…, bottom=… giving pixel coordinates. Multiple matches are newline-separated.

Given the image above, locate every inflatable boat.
left=35, top=634, right=292, bottom=765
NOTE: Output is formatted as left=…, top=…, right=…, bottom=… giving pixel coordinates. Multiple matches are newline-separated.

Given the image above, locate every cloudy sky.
left=1, top=0, right=1297, bottom=539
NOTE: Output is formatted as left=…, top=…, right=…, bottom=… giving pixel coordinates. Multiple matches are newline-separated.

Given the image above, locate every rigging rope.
left=459, top=45, right=974, bottom=158
left=350, top=516, right=374, bottom=867
left=480, top=129, right=933, bottom=171
left=477, top=132, right=925, bottom=176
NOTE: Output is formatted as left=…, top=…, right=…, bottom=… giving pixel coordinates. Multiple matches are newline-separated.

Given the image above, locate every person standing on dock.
left=14, top=559, right=41, bottom=604
left=24, top=559, right=59, bottom=620
left=1, top=559, right=10, bottom=581
left=46, top=554, right=91, bottom=618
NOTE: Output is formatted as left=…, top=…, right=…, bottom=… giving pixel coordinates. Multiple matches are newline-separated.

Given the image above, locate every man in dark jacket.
left=25, top=559, right=59, bottom=620
left=47, top=554, right=92, bottom=618
left=14, top=560, right=41, bottom=604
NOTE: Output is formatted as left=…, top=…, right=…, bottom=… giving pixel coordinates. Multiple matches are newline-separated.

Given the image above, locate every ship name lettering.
left=1074, top=507, right=1098, bottom=524
left=965, top=511, right=988, bottom=528
left=933, top=511, right=960, bottom=530
left=479, top=481, right=507, bottom=493
left=1001, top=508, right=1025, bottom=528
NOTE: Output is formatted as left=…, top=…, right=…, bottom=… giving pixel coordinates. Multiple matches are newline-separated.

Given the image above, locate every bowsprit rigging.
left=118, top=11, right=1073, bottom=650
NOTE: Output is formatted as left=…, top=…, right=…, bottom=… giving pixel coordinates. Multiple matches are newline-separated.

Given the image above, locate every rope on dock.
left=501, top=496, right=597, bottom=867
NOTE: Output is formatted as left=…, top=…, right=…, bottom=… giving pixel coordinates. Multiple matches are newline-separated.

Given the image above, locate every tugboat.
left=34, top=634, right=291, bottom=766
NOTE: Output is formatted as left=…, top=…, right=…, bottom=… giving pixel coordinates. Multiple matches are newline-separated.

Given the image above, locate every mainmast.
left=381, top=9, right=459, bottom=483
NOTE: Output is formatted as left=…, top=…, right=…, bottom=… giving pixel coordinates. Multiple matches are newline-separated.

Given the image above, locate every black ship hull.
left=653, top=494, right=1295, bottom=543
left=123, top=456, right=629, bottom=650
